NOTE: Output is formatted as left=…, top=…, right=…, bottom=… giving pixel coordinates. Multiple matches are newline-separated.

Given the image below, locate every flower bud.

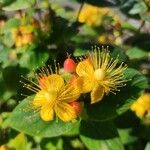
left=64, top=56, right=76, bottom=73
left=70, top=101, right=82, bottom=115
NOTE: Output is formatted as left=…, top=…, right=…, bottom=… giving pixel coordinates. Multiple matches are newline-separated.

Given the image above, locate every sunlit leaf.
left=19, top=49, right=49, bottom=69
left=3, top=96, right=80, bottom=137
left=8, top=133, right=28, bottom=150
left=3, top=0, right=36, bottom=11
left=118, top=128, right=137, bottom=145
left=126, top=47, right=148, bottom=60
left=145, top=143, right=150, bottom=150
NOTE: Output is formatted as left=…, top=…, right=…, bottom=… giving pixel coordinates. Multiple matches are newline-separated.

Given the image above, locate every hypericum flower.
left=0, top=145, right=8, bottom=150
left=76, top=47, right=127, bottom=104
left=11, top=25, right=34, bottom=47
left=98, top=32, right=122, bottom=45
left=22, top=67, right=81, bottom=122
left=131, top=93, right=150, bottom=118
left=78, top=4, right=110, bottom=26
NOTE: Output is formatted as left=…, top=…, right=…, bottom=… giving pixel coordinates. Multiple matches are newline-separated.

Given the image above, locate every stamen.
left=21, top=76, right=41, bottom=89
left=87, top=46, right=128, bottom=96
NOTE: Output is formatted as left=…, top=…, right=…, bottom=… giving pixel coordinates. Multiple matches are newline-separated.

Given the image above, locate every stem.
left=137, top=20, right=145, bottom=33
left=76, top=0, right=85, bottom=22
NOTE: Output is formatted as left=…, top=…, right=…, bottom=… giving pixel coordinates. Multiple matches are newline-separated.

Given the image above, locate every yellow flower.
left=78, top=4, right=110, bottom=26
left=0, top=145, right=8, bottom=150
left=98, top=33, right=122, bottom=45
left=76, top=47, right=127, bottom=104
left=11, top=25, right=33, bottom=47
left=98, top=34, right=115, bottom=44
left=23, top=69, right=81, bottom=122
left=131, top=93, right=150, bottom=118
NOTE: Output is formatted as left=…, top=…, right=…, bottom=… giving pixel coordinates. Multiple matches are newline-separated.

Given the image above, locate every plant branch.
left=76, top=0, right=85, bottom=22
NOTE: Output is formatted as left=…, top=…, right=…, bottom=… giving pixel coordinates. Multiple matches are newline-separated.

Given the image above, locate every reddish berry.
left=64, top=56, right=76, bottom=73
left=70, top=101, right=82, bottom=115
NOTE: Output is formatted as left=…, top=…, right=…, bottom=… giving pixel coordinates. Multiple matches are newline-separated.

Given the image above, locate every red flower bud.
left=64, top=55, right=76, bottom=73
left=70, top=101, right=82, bottom=115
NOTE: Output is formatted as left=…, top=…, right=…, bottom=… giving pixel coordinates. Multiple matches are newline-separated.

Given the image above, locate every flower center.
left=45, top=90, right=57, bottom=101
left=94, top=68, right=106, bottom=81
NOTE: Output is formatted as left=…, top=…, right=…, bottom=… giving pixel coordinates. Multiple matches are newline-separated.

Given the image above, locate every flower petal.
left=80, top=76, right=95, bottom=93
left=47, top=74, right=64, bottom=92
left=55, top=102, right=76, bottom=122
left=76, top=60, right=95, bottom=93
left=40, top=104, right=54, bottom=121
left=76, top=59, right=94, bottom=77
left=57, top=79, right=80, bottom=103
left=33, top=90, right=50, bottom=107
left=91, top=84, right=104, bottom=104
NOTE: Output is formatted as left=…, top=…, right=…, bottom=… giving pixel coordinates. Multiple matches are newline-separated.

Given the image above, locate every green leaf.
left=118, top=128, right=137, bottom=145
left=3, top=32, right=14, bottom=47
left=73, top=48, right=89, bottom=57
left=139, top=123, right=150, bottom=141
left=41, top=138, right=63, bottom=150
left=1, top=18, right=20, bottom=33
left=0, top=19, right=20, bottom=47
left=0, top=45, right=10, bottom=63
left=64, top=121, right=80, bottom=136
left=126, top=47, right=148, bottom=59
left=19, top=48, right=49, bottom=69
left=80, top=120, right=124, bottom=150
left=2, top=66, right=22, bottom=93
left=0, top=0, right=15, bottom=7
left=0, top=78, right=14, bottom=101
left=84, top=68, right=148, bottom=121
left=8, top=133, right=28, bottom=150
left=129, top=2, right=147, bottom=15
left=145, top=143, right=150, bottom=150
left=3, top=96, right=80, bottom=137
left=3, top=0, right=35, bottom=11
left=122, top=22, right=138, bottom=32
left=50, top=17, right=79, bottom=44
left=110, top=46, right=129, bottom=63
left=140, top=12, right=150, bottom=22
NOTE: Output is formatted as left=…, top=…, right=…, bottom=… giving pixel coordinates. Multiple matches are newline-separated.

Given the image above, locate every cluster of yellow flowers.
left=11, top=25, right=34, bottom=47
left=131, top=93, right=150, bottom=119
left=78, top=4, right=110, bottom=26
left=23, top=47, right=127, bottom=122
left=78, top=4, right=123, bottom=45
left=11, top=12, right=40, bottom=48
left=78, top=4, right=121, bottom=27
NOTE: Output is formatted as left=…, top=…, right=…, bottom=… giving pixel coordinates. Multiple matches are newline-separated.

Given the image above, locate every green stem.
left=76, top=0, right=85, bottom=22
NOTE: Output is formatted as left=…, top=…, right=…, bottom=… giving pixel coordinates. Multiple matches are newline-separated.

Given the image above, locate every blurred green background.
left=0, top=0, right=150, bottom=149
